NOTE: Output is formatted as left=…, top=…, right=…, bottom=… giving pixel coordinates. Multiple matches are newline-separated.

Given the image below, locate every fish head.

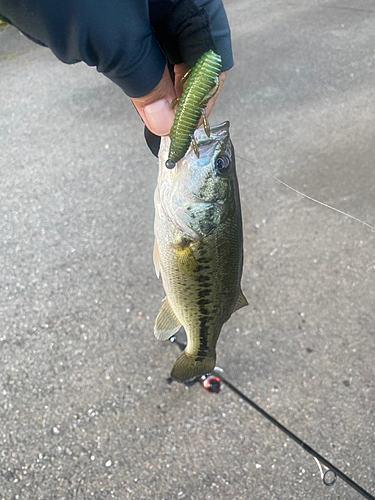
left=157, top=121, right=237, bottom=240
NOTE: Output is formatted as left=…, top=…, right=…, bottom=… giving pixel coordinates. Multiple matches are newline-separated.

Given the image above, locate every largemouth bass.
left=153, top=121, right=248, bottom=383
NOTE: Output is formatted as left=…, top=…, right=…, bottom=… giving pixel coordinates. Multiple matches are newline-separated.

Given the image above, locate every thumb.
left=131, top=66, right=176, bottom=136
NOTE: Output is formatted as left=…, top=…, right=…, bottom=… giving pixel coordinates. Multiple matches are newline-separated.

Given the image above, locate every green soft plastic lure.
left=165, top=50, right=222, bottom=169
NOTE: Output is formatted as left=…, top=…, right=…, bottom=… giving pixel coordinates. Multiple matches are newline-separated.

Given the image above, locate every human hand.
left=131, top=64, right=229, bottom=138
left=0, top=0, right=233, bottom=153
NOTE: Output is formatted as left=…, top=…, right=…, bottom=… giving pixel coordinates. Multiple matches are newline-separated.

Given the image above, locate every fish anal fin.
left=233, top=290, right=248, bottom=313
left=154, top=298, right=182, bottom=341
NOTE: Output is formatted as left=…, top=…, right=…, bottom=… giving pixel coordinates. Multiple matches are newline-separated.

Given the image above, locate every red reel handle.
left=200, top=375, right=221, bottom=393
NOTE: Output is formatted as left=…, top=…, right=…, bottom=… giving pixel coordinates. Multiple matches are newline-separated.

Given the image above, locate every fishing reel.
left=182, top=374, right=222, bottom=393
left=200, top=374, right=221, bottom=393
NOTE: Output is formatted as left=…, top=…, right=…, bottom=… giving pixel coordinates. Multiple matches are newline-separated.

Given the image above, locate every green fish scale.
left=174, top=221, right=242, bottom=361
left=168, top=51, right=222, bottom=163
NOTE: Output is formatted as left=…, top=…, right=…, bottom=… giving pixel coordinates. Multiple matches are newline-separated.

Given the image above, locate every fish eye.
left=215, top=155, right=230, bottom=175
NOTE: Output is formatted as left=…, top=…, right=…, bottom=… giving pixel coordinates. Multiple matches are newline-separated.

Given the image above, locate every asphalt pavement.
left=1, top=1, right=374, bottom=499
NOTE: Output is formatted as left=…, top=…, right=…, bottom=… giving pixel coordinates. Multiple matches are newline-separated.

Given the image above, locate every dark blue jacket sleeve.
left=195, top=0, right=233, bottom=71
left=0, top=0, right=166, bottom=97
left=0, top=0, right=233, bottom=97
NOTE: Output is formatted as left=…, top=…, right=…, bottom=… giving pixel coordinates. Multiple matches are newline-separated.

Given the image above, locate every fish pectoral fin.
left=153, top=238, right=161, bottom=278
left=154, top=298, right=182, bottom=341
left=172, top=241, right=197, bottom=276
left=233, top=290, right=249, bottom=313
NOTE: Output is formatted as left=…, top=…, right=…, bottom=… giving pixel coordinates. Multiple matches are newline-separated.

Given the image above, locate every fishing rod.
left=170, top=338, right=375, bottom=500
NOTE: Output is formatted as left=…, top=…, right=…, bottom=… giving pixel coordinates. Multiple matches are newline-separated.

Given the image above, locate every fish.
left=153, top=121, right=248, bottom=383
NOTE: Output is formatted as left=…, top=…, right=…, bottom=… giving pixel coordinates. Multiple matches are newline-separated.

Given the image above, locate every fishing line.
left=171, top=339, right=375, bottom=500
left=270, top=175, right=375, bottom=231
left=236, top=155, right=375, bottom=232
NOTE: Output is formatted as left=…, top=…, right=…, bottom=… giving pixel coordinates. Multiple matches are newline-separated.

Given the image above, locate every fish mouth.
left=194, top=121, right=230, bottom=148
left=193, top=121, right=230, bottom=162
left=157, top=121, right=231, bottom=239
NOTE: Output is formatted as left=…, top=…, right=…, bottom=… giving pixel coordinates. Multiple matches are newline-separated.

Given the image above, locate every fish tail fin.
left=171, top=350, right=215, bottom=383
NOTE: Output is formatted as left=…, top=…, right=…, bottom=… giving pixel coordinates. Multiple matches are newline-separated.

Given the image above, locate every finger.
left=150, top=0, right=233, bottom=72
left=131, top=66, right=176, bottom=136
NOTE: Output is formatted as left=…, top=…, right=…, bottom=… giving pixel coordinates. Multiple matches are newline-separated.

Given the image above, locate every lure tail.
left=171, top=350, right=215, bottom=383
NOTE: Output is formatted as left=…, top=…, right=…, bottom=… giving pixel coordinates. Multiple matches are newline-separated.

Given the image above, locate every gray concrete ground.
left=1, top=1, right=374, bottom=499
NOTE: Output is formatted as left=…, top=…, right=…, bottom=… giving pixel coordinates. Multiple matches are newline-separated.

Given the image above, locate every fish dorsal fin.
left=233, top=290, right=248, bottom=313
left=154, top=298, right=182, bottom=341
left=153, top=239, right=161, bottom=278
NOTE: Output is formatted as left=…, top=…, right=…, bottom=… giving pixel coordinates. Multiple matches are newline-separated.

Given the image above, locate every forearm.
left=0, top=0, right=165, bottom=97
